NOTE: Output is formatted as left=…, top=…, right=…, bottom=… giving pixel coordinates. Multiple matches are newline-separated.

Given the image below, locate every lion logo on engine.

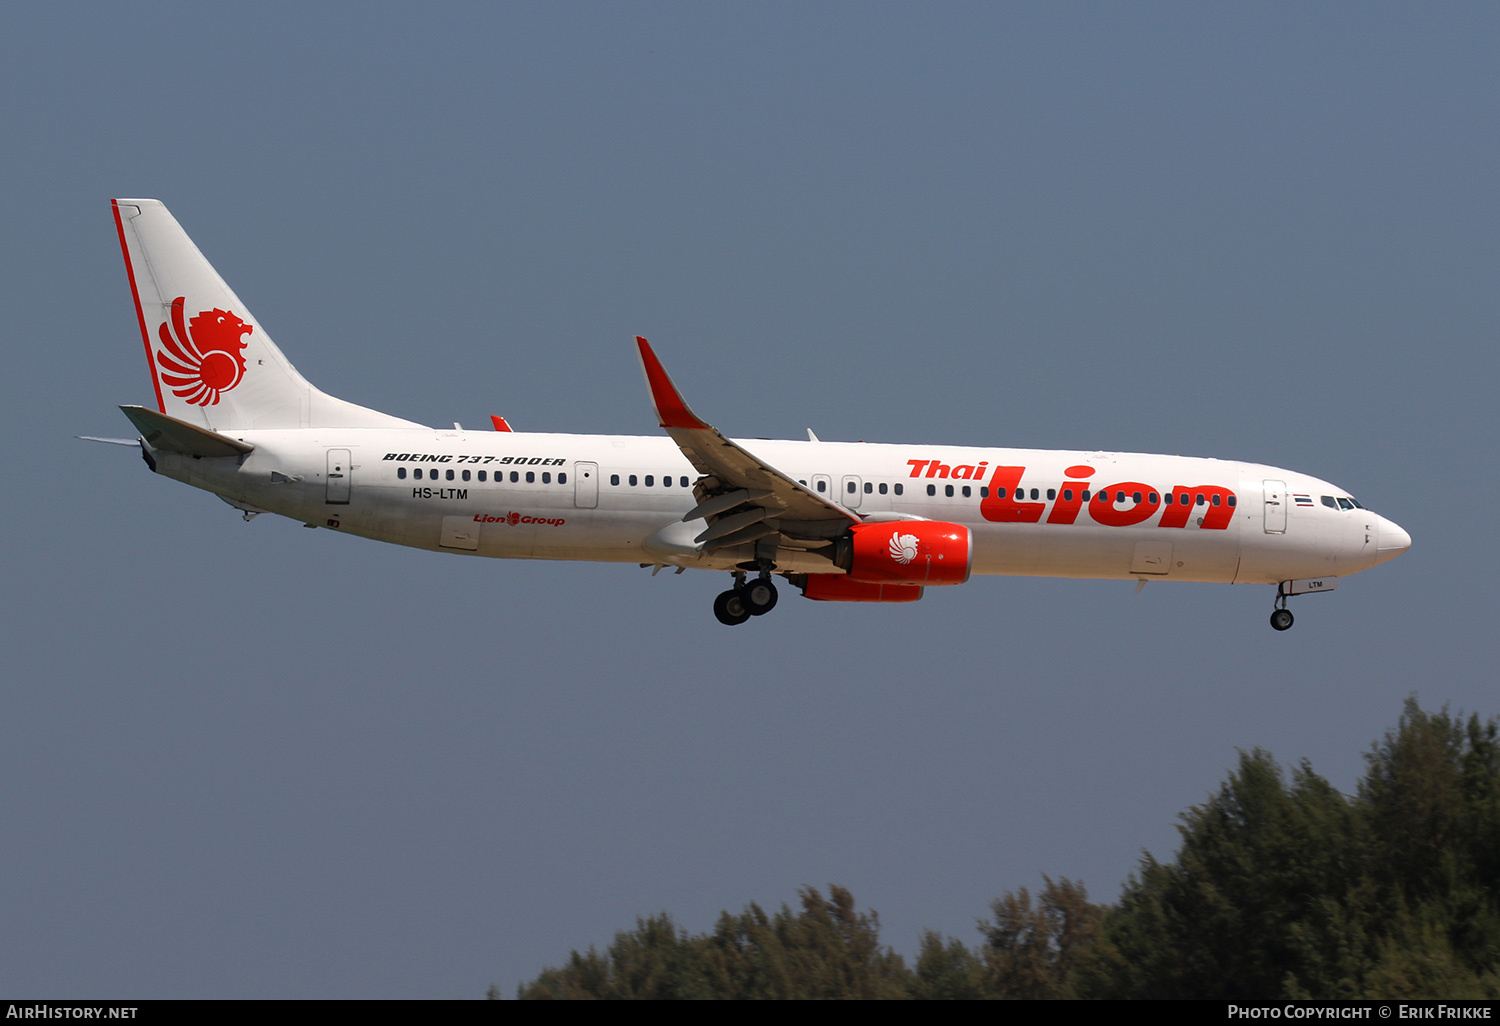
left=888, top=532, right=919, bottom=565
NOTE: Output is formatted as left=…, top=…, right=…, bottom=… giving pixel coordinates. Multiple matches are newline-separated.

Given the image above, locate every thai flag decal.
left=1293, top=494, right=1314, bottom=506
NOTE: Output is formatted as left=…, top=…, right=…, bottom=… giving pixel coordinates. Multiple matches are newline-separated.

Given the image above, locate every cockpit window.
left=1349, top=497, right=1365, bottom=509
left=1322, top=496, right=1337, bottom=509
left=1337, top=497, right=1354, bottom=510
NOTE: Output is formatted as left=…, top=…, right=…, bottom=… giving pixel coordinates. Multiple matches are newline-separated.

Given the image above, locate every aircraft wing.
left=635, top=337, right=857, bottom=551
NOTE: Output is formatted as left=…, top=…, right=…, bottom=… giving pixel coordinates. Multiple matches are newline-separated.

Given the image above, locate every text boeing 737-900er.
left=95, top=199, right=1410, bottom=629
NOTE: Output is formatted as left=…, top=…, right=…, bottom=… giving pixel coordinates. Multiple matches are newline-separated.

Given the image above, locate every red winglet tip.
left=636, top=337, right=707, bottom=430
left=490, top=415, right=513, bottom=432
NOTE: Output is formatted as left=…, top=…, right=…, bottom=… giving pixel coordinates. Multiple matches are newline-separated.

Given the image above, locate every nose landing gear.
left=712, top=572, right=779, bottom=626
left=1269, top=580, right=1303, bottom=632
left=1269, top=578, right=1338, bottom=630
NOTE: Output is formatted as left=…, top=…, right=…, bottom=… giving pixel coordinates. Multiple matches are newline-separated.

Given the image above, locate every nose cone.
left=1375, top=515, right=1411, bottom=564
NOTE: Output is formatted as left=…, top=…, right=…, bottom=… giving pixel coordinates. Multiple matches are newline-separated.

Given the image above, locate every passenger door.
left=326, top=449, right=351, bottom=504
left=1263, top=479, right=1287, bottom=534
left=574, top=461, right=599, bottom=509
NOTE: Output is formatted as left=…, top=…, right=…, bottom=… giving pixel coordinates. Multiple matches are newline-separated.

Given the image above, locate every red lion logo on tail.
left=155, top=297, right=252, bottom=406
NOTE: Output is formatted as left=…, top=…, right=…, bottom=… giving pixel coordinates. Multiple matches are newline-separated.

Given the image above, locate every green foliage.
left=1095, top=699, right=1500, bottom=999
left=515, top=886, right=908, bottom=999
left=977, top=876, right=1103, bottom=998
left=507, top=699, right=1500, bottom=1000
left=910, top=930, right=985, bottom=999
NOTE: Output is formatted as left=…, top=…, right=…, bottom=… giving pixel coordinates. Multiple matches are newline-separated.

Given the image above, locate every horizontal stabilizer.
left=76, top=435, right=139, bottom=446
left=119, top=405, right=254, bottom=457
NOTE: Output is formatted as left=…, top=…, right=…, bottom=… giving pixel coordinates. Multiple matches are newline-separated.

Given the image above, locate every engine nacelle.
left=840, top=520, right=973, bottom=586
left=801, top=576, right=924, bottom=603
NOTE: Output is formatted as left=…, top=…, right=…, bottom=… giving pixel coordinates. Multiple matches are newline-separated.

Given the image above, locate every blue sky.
left=1, top=2, right=1495, bottom=997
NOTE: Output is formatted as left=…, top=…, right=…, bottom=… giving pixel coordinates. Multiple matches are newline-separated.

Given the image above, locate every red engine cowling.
left=845, top=520, right=972, bottom=586
left=801, top=576, right=924, bottom=603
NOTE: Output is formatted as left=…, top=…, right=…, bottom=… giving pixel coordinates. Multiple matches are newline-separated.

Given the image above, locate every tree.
left=978, top=877, right=1103, bottom=998
left=515, top=886, right=907, bottom=999
left=507, top=700, right=1500, bottom=1000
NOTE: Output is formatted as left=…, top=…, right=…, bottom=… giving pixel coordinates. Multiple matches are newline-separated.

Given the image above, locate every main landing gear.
left=713, top=571, right=779, bottom=626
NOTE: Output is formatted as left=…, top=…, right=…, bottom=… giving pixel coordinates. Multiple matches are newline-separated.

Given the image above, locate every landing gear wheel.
left=743, top=579, right=779, bottom=616
left=1270, top=608, right=1294, bottom=632
left=714, top=589, right=752, bottom=626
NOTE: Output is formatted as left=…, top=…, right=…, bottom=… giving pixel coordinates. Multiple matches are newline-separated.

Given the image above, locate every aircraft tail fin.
left=112, top=199, right=424, bottom=432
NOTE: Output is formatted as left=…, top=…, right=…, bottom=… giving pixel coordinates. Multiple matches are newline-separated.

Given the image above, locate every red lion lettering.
left=155, top=297, right=252, bottom=406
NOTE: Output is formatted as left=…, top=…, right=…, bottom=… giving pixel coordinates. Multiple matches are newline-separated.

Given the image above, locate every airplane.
left=97, top=199, right=1410, bottom=630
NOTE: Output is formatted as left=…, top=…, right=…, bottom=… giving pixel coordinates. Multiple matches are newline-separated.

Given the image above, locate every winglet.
left=490, top=415, right=513, bottom=432
left=635, top=337, right=709, bottom=430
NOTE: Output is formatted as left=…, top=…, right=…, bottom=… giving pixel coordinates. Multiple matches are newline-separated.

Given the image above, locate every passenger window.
left=397, top=467, right=407, bottom=479
left=1228, top=496, right=1236, bottom=507
left=681, top=477, right=689, bottom=488
left=629, top=475, right=638, bottom=486
left=864, top=482, right=873, bottom=494
left=996, top=488, right=1007, bottom=498
left=1163, top=492, right=1172, bottom=504
left=645, top=475, right=654, bottom=487
left=1082, top=490, right=1091, bottom=501
left=542, top=472, right=551, bottom=484
left=1196, top=494, right=1205, bottom=506
left=1212, top=494, right=1221, bottom=506
left=510, top=471, right=519, bottom=483
left=945, top=484, right=954, bottom=497
left=927, top=484, right=936, bottom=496
left=1148, top=492, right=1157, bottom=503
left=799, top=480, right=807, bottom=486
left=962, top=485, right=971, bottom=498
left=610, top=474, right=620, bottom=486
left=478, top=471, right=486, bottom=482
left=1031, top=489, right=1040, bottom=500
left=816, top=480, right=826, bottom=492
left=445, top=469, right=453, bottom=481
left=980, top=486, right=989, bottom=498
left=1062, top=489, right=1072, bottom=501
left=526, top=471, right=535, bottom=483
left=559, top=473, right=567, bottom=484
left=462, top=469, right=470, bottom=481
left=879, top=483, right=888, bottom=495
left=847, top=481, right=856, bottom=494
left=1132, top=491, right=1141, bottom=503
left=893, top=484, right=903, bottom=496
left=1116, top=491, right=1126, bottom=503
left=1047, top=488, right=1056, bottom=500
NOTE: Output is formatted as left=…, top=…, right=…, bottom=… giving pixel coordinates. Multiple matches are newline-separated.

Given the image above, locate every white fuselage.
left=148, top=428, right=1407, bottom=587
